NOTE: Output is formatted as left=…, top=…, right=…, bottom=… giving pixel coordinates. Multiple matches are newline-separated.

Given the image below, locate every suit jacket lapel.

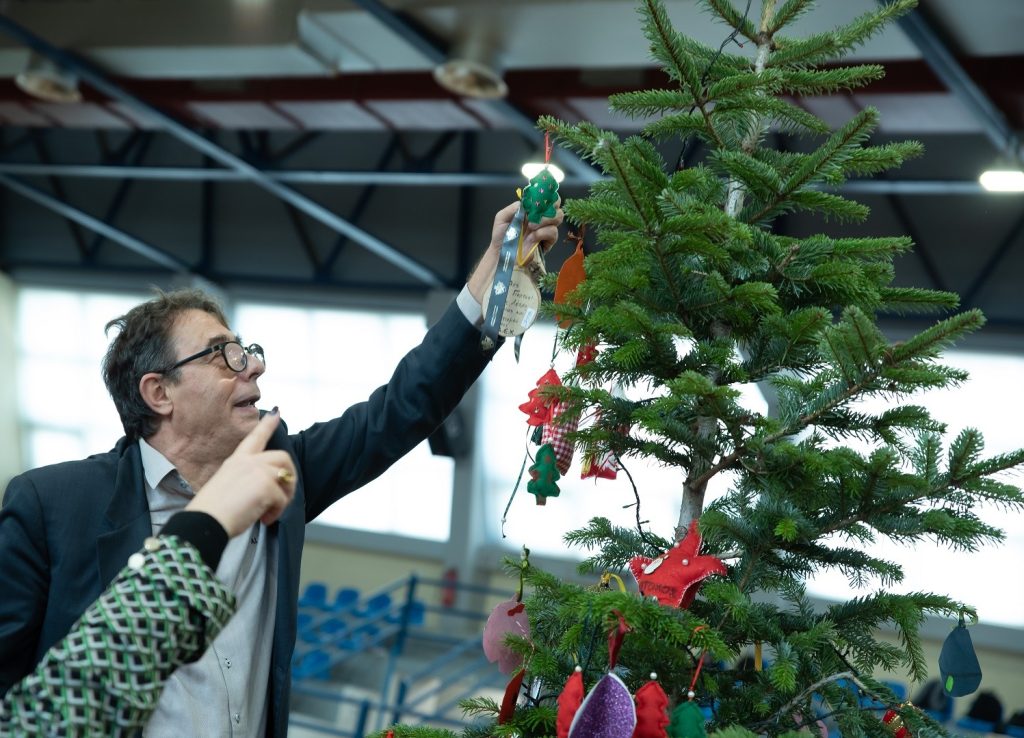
left=97, top=441, right=152, bottom=586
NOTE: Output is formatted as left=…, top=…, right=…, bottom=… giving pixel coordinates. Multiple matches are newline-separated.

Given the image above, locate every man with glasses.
left=0, top=199, right=563, bottom=736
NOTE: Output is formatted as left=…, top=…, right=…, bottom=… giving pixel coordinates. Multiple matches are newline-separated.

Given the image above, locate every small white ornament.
left=643, top=556, right=665, bottom=575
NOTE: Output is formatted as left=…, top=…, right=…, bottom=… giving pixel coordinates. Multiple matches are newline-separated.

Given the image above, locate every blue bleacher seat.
left=329, top=587, right=360, bottom=613
left=296, top=612, right=315, bottom=642
left=298, top=581, right=329, bottom=610
left=353, top=592, right=392, bottom=619
left=956, top=716, right=1000, bottom=734
left=292, top=649, right=331, bottom=681
left=386, top=600, right=426, bottom=626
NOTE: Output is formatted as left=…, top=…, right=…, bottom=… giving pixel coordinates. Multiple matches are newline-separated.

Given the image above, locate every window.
left=233, top=302, right=454, bottom=541
left=16, top=288, right=146, bottom=469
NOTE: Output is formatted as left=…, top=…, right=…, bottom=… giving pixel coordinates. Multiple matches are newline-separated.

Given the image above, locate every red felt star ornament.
left=628, top=520, right=727, bottom=609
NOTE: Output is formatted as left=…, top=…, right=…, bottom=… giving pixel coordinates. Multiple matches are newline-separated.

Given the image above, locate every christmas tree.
left=391, top=1, right=1024, bottom=737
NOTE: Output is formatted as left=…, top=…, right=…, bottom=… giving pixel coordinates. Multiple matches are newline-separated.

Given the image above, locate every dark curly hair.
left=102, top=288, right=229, bottom=442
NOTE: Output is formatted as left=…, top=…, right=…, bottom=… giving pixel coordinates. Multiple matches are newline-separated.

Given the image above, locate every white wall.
left=0, top=272, right=21, bottom=490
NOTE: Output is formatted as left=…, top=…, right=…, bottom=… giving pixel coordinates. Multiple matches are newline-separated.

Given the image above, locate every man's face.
left=163, top=308, right=265, bottom=460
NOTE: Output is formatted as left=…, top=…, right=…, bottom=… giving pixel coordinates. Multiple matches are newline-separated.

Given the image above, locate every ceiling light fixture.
left=521, top=162, right=566, bottom=183
left=979, top=168, right=1024, bottom=193
left=15, top=53, right=82, bottom=104
left=433, top=22, right=507, bottom=99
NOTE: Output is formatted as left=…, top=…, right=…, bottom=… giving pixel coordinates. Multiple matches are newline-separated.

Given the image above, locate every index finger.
left=494, top=201, right=521, bottom=225
left=235, top=409, right=281, bottom=455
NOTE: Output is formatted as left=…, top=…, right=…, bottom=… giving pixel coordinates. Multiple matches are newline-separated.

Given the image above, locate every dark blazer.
left=0, top=300, right=496, bottom=737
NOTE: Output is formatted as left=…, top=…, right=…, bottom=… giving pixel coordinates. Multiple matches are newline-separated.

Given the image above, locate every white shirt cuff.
left=456, top=284, right=484, bottom=328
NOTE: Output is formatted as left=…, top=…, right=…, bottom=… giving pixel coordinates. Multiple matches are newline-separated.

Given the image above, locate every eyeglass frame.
left=155, top=340, right=265, bottom=374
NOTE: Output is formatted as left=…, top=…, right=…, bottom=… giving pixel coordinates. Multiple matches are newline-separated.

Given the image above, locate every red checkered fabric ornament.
left=542, top=400, right=578, bottom=475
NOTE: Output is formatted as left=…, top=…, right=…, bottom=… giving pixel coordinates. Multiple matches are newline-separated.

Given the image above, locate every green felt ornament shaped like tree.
left=528, top=443, right=561, bottom=505
left=384, top=2, right=1024, bottom=738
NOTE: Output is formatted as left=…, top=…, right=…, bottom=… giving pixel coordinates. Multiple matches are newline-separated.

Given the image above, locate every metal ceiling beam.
left=348, top=0, right=601, bottom=184
left=0, top=162, right=1000, bottom=195
left=0, top=14, right=446, bottom=288
left=0, top=162, right=590, bottom=187
left=0, top=172, right=192, bottom=273
left=886, top=2, right=1021, bottom=160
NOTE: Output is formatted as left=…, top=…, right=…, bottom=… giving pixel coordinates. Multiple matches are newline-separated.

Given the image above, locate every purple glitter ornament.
left=568, top=673, right=637, bottom=738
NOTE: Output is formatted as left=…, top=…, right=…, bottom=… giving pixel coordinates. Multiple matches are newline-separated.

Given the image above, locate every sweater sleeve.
left=0, top=535, right=236, bottom=736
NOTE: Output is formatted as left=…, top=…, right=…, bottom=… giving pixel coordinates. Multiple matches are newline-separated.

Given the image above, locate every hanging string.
left=501, top=426, right=538, bottom=538
left=615, top=452, right=661, bottom=550
left=687, top=625, right=709, bottom=697
left=544, top=130, right=553, bottom=164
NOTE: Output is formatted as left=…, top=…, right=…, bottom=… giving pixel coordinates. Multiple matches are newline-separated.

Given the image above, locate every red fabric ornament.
left=628, top=520, right=727, bottom=608
left=606, top=610, right=631, bottom=669
left=483, top=599, right=530, bottom=674
left=576, top=343, right=599, bottom=367
left=519, top=368, right=563, bottom=426
left=557, top=667, right=585, bottom=738
left=581, top=448, right=619, bottom=480
left=542, top=400, right=578, bottom=474
left=498, top=668, right=526, bottom=724
left=580, top=400, right=628, bottom=481
left=632, top=676, right=670, bottom=738
left=882, top=709, right=910, bottom=738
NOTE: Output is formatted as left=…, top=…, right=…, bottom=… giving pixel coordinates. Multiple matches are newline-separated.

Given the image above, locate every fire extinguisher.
left=440, top=566, right=458, bottom=608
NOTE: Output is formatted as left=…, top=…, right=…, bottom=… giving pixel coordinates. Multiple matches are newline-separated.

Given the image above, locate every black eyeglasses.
left=157, top=341, right=265, bottom=374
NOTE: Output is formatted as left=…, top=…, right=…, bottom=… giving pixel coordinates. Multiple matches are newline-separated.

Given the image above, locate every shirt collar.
left=138, top=436, right=181, bottom=491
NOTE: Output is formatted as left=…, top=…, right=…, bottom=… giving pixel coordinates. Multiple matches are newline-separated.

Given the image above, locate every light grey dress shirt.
left=139, top=438, right=278, bottom=737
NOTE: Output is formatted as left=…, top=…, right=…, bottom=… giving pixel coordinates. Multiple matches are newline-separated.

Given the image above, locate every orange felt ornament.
left=554, top=233, right=586, bottom=328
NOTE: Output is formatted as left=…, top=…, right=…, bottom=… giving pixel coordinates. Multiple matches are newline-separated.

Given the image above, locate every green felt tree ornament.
left=522, top=167, right=560, bottom=223
left=527, top=443, right=561, bottom=505
left=668, top=700, right=706, bottom=738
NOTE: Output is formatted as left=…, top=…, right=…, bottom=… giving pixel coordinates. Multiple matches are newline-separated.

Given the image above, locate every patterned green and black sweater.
left=0, top=513, right=235, bottom=737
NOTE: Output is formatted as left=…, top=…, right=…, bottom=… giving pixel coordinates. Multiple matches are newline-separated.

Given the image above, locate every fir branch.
left=777, top=65, right=885, bottom=95
left=769, top=0, right=918, bottom=67
left=641, top=0, right=726, bottom=148
left=753, top=671, right=859, bottom=731
left=747, top=107, right=879, bottom=224
left=703, top=0, right=760, bottom=45
left=767, top=0, right=816, bottom=34
left=878, top=286, right=959, bottom=315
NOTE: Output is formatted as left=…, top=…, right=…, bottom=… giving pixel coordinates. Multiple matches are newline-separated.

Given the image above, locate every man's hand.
left=467, top=199, right=565, bottom=304
left=185, top=410, right=297, bottom=537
